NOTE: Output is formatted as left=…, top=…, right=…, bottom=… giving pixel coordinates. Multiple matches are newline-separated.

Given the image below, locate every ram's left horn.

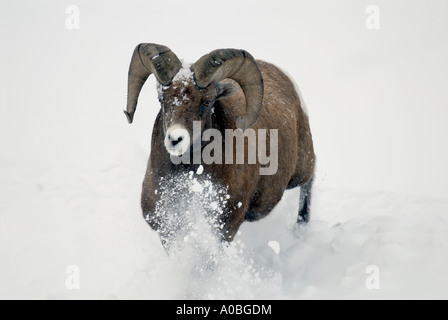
left=125, top=43, right=182, bottom=123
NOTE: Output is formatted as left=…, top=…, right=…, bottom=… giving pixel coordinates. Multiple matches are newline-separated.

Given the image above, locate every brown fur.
left=141, top=60, right=315, bottom=241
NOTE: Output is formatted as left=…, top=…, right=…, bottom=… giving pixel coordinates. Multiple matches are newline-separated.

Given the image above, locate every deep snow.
left=1, top=139, right=448, bottom=299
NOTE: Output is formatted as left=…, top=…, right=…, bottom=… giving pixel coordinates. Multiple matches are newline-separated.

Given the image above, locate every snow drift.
left=1, top=140, right=448, bottom=299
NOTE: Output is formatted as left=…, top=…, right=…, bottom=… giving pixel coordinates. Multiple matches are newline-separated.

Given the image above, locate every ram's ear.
left=216, top=83, right=238, bottom=101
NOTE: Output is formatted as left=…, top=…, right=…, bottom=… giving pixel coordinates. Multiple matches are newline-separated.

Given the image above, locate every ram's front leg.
left=142, top=185, right=176, bottom=250
left=141, top=169, right=161, bottom=231
left=216, top=199, right=249, bottom=242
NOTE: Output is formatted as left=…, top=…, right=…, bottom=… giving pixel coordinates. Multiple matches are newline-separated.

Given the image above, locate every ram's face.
left=159, top=79, right=237, bottom=157
left=159, top=80, right=216, bottom=157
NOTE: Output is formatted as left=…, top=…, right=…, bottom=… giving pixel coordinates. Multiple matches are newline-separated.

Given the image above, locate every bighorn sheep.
left=125, top=43, right=315, bottom=244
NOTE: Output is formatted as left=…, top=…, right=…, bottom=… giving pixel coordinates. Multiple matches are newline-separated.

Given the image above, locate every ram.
left=124, top=43, right=315, bottom=244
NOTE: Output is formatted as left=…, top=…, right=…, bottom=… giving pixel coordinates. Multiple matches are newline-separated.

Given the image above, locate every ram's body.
left=125, top=44, right=316, bottom=243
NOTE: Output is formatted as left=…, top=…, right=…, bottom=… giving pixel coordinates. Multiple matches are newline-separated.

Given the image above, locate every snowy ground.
left=1, top=0, right=448, bottom=300
left=1, top=140, right=448, bottom=299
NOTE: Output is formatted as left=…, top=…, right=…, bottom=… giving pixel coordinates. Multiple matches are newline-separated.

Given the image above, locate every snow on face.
left=157, top=60, right=194, bottom=104
left=172, top=60, right=194, bottom=83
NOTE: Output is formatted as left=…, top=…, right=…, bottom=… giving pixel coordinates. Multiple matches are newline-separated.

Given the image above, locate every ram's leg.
left=298, top=175, right=314, bottom=224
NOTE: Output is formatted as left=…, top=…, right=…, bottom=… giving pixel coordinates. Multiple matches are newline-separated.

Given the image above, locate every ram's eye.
left=199, top=100, right=212, bottom=117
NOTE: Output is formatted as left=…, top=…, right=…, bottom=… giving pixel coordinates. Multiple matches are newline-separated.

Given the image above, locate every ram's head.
left=124, top=43, right=264, bottom=156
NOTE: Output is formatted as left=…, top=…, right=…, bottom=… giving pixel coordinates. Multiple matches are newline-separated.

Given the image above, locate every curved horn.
left=193, top=49, right=263, bottom=131
left=124, top=43, right=182, bottom=123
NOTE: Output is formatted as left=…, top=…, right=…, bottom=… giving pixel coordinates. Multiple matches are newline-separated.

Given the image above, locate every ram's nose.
left=164, top=126, right=190, bottom=156
left=168, top=132, right=185, bottom=147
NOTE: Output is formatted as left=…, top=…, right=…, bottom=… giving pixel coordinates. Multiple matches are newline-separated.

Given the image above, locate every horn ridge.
left=125, top=43, right=181, bottom=123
